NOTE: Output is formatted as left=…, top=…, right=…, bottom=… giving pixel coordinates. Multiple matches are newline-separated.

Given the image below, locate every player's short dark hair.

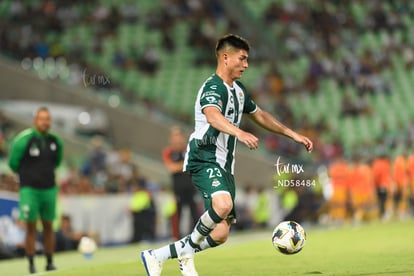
left=215, top=34, right=250, bottom=57
left=34, top=106, right=50, bottom=117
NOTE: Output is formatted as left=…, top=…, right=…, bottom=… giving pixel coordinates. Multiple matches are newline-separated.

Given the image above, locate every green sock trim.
left=169, top=244, right=178, bottom=259
left=208, top=208, right=223, bottom=223
left=196, top=220, right=212, bottom=236
left=188, top=237, right=201, bottom=250
left=206, top=235, right=219, bottom=248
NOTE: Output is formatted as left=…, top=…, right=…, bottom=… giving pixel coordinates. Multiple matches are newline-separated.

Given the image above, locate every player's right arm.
left=203, top=107, right=259, bottom=150
left=8, top=129, right=32, bottom=173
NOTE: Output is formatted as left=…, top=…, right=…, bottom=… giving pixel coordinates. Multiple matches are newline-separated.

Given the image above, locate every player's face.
left=34, top=110, right=51, bottom=134
left=225, top=49, right=249, bottom=80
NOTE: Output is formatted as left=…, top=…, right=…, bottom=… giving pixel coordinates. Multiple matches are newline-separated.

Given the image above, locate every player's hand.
left=293, top=134, right=313, bottom=153
left=236, top=130, right=259, bottom=150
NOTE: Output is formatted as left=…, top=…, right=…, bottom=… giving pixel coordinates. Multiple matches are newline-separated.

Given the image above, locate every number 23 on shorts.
left=206, top=167, right=222, bottom=178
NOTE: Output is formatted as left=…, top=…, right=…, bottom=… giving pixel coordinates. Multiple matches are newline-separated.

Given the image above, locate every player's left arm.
left=248, top=108, right=313, bottom=152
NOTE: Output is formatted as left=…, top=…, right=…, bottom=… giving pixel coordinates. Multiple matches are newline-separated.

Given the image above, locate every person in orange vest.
left=349, top=156, right=375, bottom=222
left=328, top=157, right=350, bottom=222
left=372, top=153, right=392, bottom=219
left=392, top=154, right=409, bottom=217
left=407, top=152, right=414, bottom=213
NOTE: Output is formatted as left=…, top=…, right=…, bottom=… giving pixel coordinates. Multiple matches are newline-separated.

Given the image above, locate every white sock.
left=189, top=209, right=222, bottom=246
left=153, top=209, right=222, bottom=260
left=152, top=244, right=172, bottom=262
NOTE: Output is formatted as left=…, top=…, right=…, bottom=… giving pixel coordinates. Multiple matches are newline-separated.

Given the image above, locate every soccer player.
left=8, top=107, right=63, bottom=274
left=141, top=34, right=313, bottom=276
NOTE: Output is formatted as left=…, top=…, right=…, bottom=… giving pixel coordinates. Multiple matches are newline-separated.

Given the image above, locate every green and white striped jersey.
left=184, top=73, right=258, bottom=175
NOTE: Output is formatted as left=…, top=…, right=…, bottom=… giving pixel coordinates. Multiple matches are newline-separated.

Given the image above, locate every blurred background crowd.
left=1, top=0, right=414, bottom=259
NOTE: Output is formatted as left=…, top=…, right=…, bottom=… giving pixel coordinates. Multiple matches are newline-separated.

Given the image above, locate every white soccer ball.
left=272, top=221, right=306, bottom=254
left=78, top=236, right=97, bottom=255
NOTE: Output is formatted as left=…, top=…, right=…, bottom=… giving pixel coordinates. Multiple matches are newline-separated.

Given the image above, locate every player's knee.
left=212, top=193, right=233, bottom=218
left=213, top=199, right=233, bottom=218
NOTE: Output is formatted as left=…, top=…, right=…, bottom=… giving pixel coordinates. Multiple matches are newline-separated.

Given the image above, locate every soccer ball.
left=78, top=236, right=97, bottom=258
left=272, top=221, right=306, bottom=254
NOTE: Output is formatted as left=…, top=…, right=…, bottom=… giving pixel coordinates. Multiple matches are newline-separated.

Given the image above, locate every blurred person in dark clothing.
left=162, top=127, right=198, bottom=240
left=55, top=215, right=83, bottom=252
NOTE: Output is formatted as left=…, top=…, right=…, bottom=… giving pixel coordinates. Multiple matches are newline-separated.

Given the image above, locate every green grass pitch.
left=1, top=219, right=413, bottom=275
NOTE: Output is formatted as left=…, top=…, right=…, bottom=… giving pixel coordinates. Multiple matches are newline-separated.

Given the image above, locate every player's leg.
left=376, top=187, right=387, bottom=218
left=141, top=166, right=233, bottom=276
left=26, top=221, right=37, bottom=274
left=187, top=192, right=232, bottom=248
left=200, top=217, right=232, bottom=249
left=40, top=186, right=58, bottom=271
left=141, top=201, right=226, bottom=276
left=393, top=187, right=402, bottom=217
left=19, top=187, right=39, bottom=274
left=41, top=220, right=56, bottom=271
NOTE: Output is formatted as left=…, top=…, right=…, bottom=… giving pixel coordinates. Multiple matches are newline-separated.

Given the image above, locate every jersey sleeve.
left=243, top=91, right=258, bottom=114
left=200, top=84, right=225, bottom=112
left=8, top=130, right=32, bottom=172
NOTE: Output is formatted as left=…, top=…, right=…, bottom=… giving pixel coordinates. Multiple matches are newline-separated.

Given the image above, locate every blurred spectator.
left=161, top=31, right=175, bottom=52
left=82, top=137, right=107, bottom=176
left=113, top=48, right=128, bottom=69
left=341, top=93, right=371, bottom=117
left=0, top=217, right=26, bottom=259
left=304, top=52, right=325, bottom=93
left=253, top=187, right=271, bottom=228
left=129, top=180, right=156, bottom=243
left=33, top=35, right=49, bottom=59
left=77, top=176, right=95, bottom=194
left=105, top=6, right=121, bottom=34
left=162, top=126, right=198, bottom=240
left=367, top=3, right=388, bottom=32
left=106, top=148, right=136, bottom=192
left=55, top=215, right=83, bottom=252
left=157, top=187, right=177, bottom=239
left=392, top=154, right=409, bottom=218
left=233, top=186, right=254, bottom=231
left=328, top=157, right=350, bottom=222
left=402, top=43, right=414, bottom=69
left=372, top=153, right=392, bottom=219
left=120, top=0, right=139, bottom=23
left=138, top=45, right=160, bottom=75
left=0, top=173, right=19, bottom=192
left=92, top=4, right=109, bottom=23
left=348, top=157, right=376, bottom=222
left=407, top=152, right=414, bottom=213
left=60, top=163, right=80, bottom=195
